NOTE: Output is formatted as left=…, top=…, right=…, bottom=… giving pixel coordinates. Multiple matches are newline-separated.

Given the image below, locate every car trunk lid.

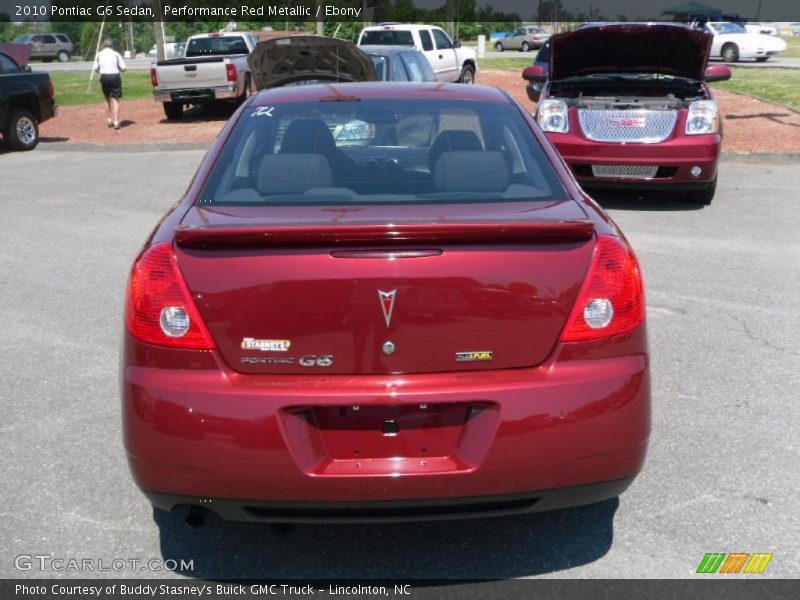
left=174, top=202, right=594, bottom=375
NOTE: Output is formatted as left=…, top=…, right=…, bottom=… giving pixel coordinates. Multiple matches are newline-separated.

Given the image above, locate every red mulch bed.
left=38, top=70, right=800, bottom=154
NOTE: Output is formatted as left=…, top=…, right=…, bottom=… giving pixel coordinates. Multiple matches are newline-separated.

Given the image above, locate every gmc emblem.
left=609, top=117, right=646, bottom=128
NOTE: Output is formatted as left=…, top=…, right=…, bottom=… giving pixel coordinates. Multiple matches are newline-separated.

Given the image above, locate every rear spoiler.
left=174, top=221, right=595, bottom=249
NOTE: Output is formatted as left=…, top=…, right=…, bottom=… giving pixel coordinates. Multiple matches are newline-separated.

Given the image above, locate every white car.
left=744, top=22, right=778, bottom=36
left=357, top=24, right=477, bottom=83
left=702, top=21, right=787, bottom=62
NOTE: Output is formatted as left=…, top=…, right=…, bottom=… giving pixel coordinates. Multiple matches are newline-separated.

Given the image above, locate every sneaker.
left=107, top=118, right=113, bottom=127
left=113, top=121, right=121, bottom=130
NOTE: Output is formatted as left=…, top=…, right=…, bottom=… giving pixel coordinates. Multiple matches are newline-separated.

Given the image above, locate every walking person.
left=93, top=39, right=127, bottom=130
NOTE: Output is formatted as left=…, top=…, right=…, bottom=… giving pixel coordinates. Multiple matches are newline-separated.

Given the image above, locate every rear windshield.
left=185, top=36, right=248, bottom=57
left=360, top=30, right=414, bottom=46
left=197, top=97, right=566, bottom=206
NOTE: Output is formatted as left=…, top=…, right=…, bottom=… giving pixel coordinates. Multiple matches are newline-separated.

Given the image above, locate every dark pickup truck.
left=1, top=51, right=56, bottom=151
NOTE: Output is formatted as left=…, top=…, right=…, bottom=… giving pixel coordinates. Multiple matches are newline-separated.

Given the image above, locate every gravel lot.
left=34, top=71, right=800, bottom=154
left=1, top=149, right=798, bottom=580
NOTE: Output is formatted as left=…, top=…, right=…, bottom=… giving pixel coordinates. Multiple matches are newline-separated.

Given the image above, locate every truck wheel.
left=687, top=178, right=716, bottom=206
left=521, top=42, right=530, bottom=52
left=494, top=42, right=504, bottom=52
left=721, top=43, right=739, bottom=62
left=5, top=110, right=39, bottom=151
left=57, top=51, right=70, bottom=63
left=459, top=64, right=475, bottom=84
left=239, top=75, right=252, bottom=104
left=163, top=102, right=184, bottom=120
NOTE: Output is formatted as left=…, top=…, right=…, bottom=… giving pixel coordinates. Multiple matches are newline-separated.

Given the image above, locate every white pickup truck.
left=357, top=24, right=478, bottom=83
left=151, top=32, right=258, bottom=120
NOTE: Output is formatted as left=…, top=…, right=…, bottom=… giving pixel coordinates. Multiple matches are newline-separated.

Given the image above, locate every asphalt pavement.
left=0, top=149, right=798, bottom=579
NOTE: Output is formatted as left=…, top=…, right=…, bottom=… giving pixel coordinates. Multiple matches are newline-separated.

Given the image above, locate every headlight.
left=685, top=100, right=719, bottom=135
left=538, top=99, right=569, bottom=133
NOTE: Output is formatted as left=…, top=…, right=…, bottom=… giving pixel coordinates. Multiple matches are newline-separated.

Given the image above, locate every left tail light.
left=560, top=236, right=645, bottom=342
left=226, top=63, right=237, bottom=82
left=47, top=78, right=54, bottom=97
left=125, top=243, right=215, bottom=350
left=150, top=67, right=158, bottom=87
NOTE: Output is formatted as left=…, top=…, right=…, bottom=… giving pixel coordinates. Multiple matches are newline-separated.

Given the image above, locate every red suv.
left=523, top=23, right=731, bottom=205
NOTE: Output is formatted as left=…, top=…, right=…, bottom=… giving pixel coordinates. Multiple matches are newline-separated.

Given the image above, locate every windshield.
left=185, top=36, right=248, bottom=57
left=198, top=97, right=566, bottom=206
left=13, top=35, right=31, bottom=43
left=710, top=22, right=746, bottom=34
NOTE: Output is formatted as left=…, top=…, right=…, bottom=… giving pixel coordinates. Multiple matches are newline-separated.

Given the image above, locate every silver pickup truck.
left=151, top=32, right=258, bottom=120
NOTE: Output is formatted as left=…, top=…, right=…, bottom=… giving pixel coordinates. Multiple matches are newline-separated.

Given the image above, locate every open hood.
left=549, top=23, right=713, bottom=81
left=248, top=36, right=376, bottom=90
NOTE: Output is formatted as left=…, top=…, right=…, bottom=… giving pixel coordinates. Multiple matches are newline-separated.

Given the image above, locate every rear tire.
left=5, top=109, right=39, bottom=151
left=458, top=64, right=475, bottom=84
left=57, top=51, right=70, bottom=63
left=522, top=42, right=530, bottom=52
left=239, top=74, right=252, bottom=104
left=162, top=102, right=184, bottom=120
left=721, top=43, right=739, bottom=62
left=687, top=178, right=716, bottom=205
left=495, top=42, right=504, bottom=52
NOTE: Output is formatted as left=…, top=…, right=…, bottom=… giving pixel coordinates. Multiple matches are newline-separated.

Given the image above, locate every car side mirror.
left=705, top=65, right=732, bottom=82
left=527, top=83, right=543, bottom=103
left=23, top=64, right=32, bottom=72
left=522, top=65, right=547, bottom=83
left=453, top=40, right=461, bottom=49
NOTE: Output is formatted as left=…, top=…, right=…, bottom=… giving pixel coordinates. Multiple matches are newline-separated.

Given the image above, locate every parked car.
left=744, top=22, right=778, bottom=36
left=248, top=36, right=375, bottom=90
left=363, top=46, right=437, bottom=82
left=494, top=26, right=550, bottom=52
left=357, top=24, right=477, bottom=83
left=523, top=23, right=731, bottom=204
left=122, top=81, right=649, bottom=523
left=148, top=42, right=185, bottom=59
left=697, top=21, right=787, bottom=62
left=12, top=33, right=74, bottom=63
left=0, top=51, right=56, bottom=151
left=151, top=32, right=259, bottom=120
left=525, top=39, right=550, bottom=101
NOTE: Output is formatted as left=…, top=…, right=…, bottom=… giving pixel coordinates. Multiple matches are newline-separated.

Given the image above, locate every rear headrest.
left=280, top=118, right=337, bottom=155
left=433, top=151, right=510, bottom=193
left=258, top=154, right=332, bottom=195
left=429, top=130, right=483, bottom=172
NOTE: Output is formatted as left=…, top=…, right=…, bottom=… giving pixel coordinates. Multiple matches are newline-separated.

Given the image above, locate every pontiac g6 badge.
left=378, top=289, right=397, bottom=327
left=241, top=338, right=291, bottom=352
left=456, top=351, right=493, bottom=362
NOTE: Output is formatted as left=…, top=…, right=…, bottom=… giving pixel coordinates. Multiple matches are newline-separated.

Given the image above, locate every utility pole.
left=152, top=0, right=166, bottom=60
left=316, top=0, right=324, bottom=36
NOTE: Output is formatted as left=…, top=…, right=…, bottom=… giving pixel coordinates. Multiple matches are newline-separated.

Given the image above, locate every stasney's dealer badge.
left=456, top=351, right=493, bottom=362
left=241, top=338, right=291, bottom=352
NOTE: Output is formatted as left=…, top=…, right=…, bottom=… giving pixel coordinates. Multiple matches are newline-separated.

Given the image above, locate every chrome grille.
left=591, top=165, right=659, bottom=179
left=578, top=109, right=677, bottom=143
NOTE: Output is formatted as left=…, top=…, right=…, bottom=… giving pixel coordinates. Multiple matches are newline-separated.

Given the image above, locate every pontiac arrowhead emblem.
left=378, top=289, right=397, bottom=328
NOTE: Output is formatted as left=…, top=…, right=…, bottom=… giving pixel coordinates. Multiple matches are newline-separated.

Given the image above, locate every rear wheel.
left=163, top=102, right=184, bottom=120
left=239, top=74, right=252, bottom=104
left=721, top=43, right=739, bottom=62
left=495, top=42, right=504, bottom=52
left=687, top=178, right=716, bottom=205
left=57, top=51, right=70, bottom=63
left=5, top=110, right=39, bottom=151
left=521, top=42, right=530, bottom=52
left=458, top=64, right=475, bottom=84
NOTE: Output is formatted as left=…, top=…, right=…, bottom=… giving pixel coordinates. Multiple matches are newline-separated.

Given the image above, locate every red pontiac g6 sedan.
left=523, top=23, right=731, bottom=205
left=122, top=82, right=650, bottom=522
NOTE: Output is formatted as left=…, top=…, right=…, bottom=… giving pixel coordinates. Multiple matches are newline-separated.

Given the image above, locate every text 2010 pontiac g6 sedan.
left=122, top=83, right=650, bottom=522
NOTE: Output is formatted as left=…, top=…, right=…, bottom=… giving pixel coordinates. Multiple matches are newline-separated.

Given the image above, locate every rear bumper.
left=547, top=123, right=721, bottom=189
left=153, top=85, right=237, bottom=104
left=146, top=477, right=635, bottom=523
left=123, top=327, right=650, bottom=518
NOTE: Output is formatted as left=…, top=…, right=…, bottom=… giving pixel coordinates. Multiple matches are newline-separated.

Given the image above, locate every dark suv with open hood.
left=523, top=23, right=731, bottom=204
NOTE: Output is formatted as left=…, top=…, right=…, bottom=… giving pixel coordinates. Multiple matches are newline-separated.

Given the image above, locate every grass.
left=480, top=56, right=533, bottom=71
left=713, top=67, right=800, bottom=112
left=51, top=71, right=153, bottom=106
left=781, top=36, right=800, bottom=59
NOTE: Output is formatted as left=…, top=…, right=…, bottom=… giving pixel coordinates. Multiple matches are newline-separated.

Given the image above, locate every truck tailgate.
left=156, top=58, right=229, bottom=89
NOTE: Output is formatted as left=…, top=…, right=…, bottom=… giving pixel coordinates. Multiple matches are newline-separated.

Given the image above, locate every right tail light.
left=560, top=236, right=645, bottom=342
left=150, top=67, right=158, bottom=87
